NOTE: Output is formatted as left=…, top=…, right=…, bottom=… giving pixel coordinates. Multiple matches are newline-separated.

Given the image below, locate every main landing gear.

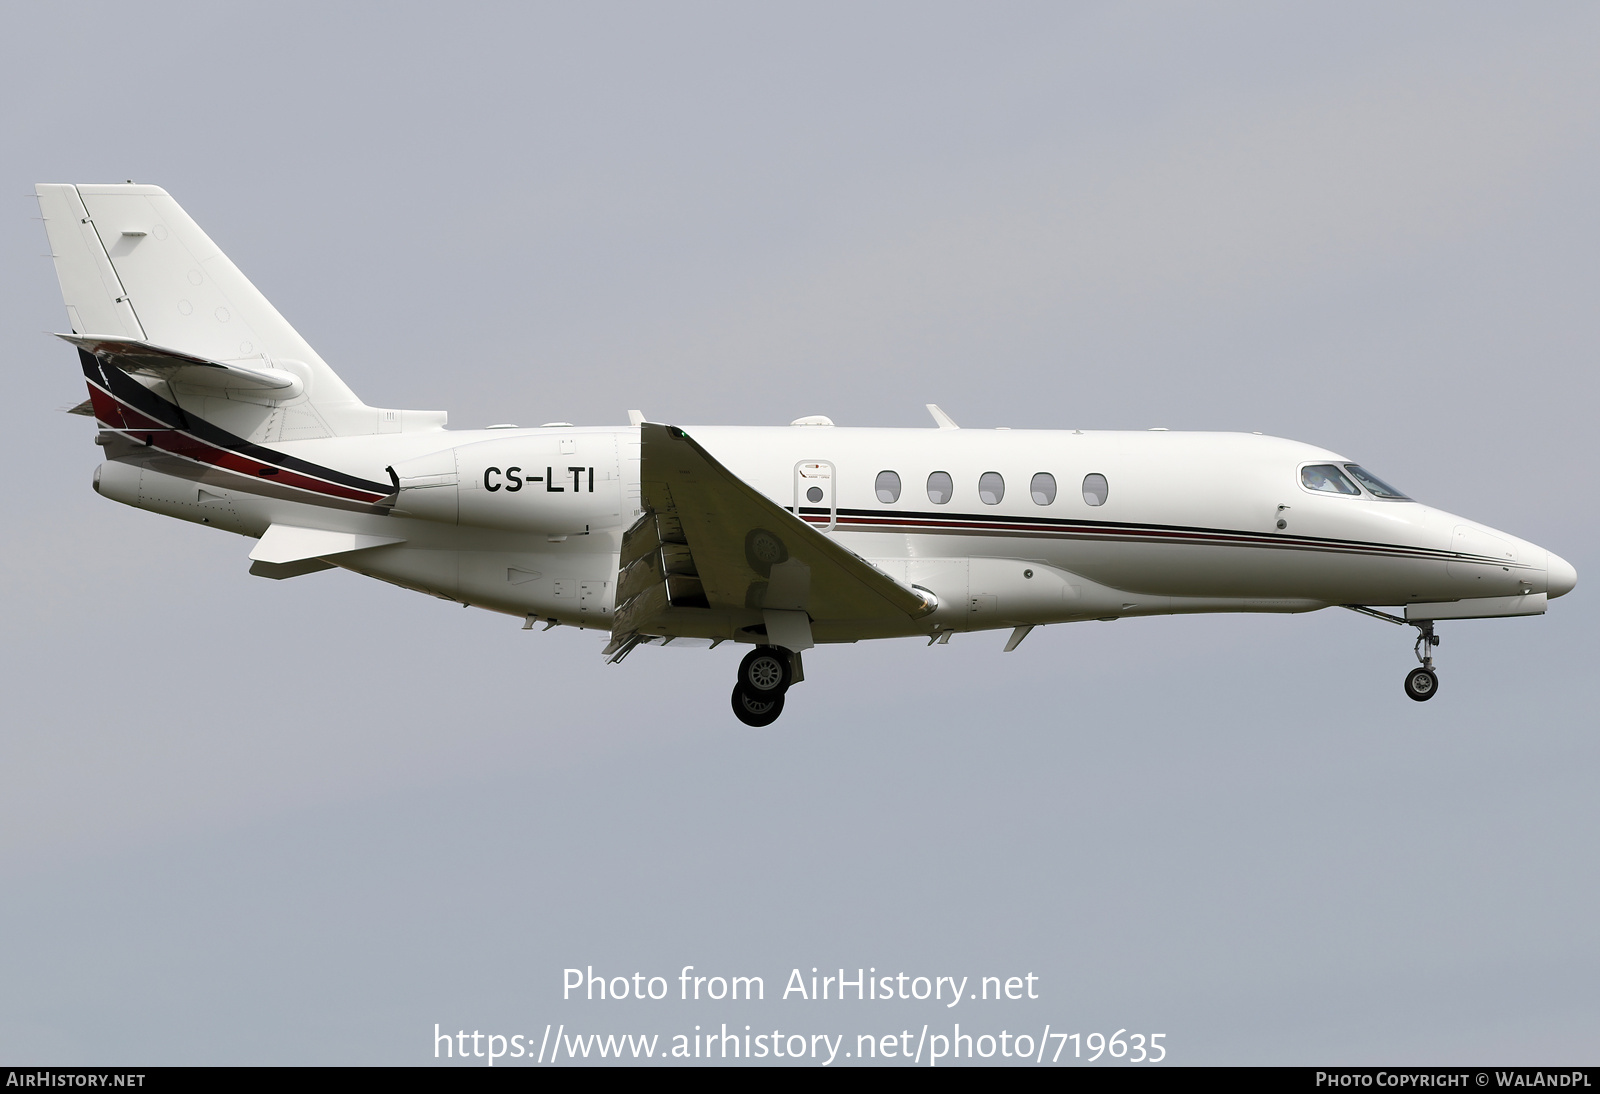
left=1342, top=606, right=1442, bottom=703
left=1404, top=621, right=1440, bottom=703
left=731, top=646, right=793, bottom=727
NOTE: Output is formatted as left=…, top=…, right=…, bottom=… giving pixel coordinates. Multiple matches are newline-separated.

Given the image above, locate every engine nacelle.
left=389, top=432, right=624, bottom=535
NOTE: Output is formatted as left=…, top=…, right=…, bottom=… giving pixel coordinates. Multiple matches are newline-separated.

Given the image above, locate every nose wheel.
left=1404, top=620, right=1440, bottom=702
left=731, top=646, right=794, bottom=727
left=1341, top=606, right=1444, bottom=703
left=1404, top=667, right=1438, bottom=701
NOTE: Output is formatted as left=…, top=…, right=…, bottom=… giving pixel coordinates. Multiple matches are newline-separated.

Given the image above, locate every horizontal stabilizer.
left=249, top=524, right=404, bottom=565
left=61, top=334, right=303, bottom=394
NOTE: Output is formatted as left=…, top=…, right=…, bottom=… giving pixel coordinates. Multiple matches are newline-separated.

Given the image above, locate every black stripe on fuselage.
left=80, top=352, right=394, bottom=497
left=793, top=505, right=1526, bottom=569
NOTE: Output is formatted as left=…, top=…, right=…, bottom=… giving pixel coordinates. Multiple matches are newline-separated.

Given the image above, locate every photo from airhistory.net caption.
left=355, top=964, right=1592, bottom=1072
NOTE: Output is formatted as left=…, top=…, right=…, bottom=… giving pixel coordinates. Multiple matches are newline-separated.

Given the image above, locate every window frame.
left=1030, top=472, right=1057, bottom=506
left=1296, top=462, right=1365, bottom=499
left=1342, top=463, right=1411, bottom=501
left=978, top=471, right=1005, bottom=506
left=874, top=470, right=902, bottom=504
left=1081, top=472, right=1109, bottom=507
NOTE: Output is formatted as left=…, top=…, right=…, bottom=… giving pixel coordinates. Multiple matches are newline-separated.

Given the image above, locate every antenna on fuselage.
left=926, top=404, right=959, bottom=430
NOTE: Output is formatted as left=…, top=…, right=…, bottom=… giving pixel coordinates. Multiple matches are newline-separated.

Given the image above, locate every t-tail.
left=36, top=183, right=446, bottom=449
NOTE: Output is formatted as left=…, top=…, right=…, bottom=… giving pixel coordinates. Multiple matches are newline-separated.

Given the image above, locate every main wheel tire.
left=731, top=685, right=785, bottom=727
left=738, top=646, right=791, bottom=697
left=1404, top=667, right=1438, bottom=702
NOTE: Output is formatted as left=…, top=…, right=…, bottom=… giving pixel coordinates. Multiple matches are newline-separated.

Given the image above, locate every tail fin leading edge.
left=36, top=183, right=445, bottom=441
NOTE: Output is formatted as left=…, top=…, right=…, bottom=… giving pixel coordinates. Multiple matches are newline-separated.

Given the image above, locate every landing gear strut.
left=1404, top=621, right=1440, bottom=703
left=1341, top=606, right=1442, bottom=703
left=731, top=646, right=793, bottom=727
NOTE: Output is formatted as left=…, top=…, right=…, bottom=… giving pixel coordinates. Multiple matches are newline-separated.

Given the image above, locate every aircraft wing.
left=59, top=334, right=302, bottom=394
left=608, top=424, right=933, bottom=657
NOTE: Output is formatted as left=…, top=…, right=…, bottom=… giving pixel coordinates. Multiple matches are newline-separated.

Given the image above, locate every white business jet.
left=39, top=183, right=1577, bottom=725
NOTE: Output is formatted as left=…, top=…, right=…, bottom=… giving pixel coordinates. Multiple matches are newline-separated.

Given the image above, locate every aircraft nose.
left=1547, top=552, right=1578, bottom=599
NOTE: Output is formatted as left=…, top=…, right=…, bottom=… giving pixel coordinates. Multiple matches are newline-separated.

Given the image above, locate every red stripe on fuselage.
left=85, top=385, right=126, bottom=427
left=144, top=428, right=384, bottom=502
left=92, top=383, right=386, bottom=504
left=810, top=512, right=1450, bottom=563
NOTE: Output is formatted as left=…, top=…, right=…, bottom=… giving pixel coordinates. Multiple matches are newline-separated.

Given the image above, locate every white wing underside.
left=606, top=424, right=933, bottom=657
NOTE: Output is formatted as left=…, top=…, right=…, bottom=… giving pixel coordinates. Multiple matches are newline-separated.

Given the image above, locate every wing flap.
left=609, top=424, right=931, bottom=649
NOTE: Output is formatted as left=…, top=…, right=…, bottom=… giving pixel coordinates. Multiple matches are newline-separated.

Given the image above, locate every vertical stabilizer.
left=35, top=185, right=146, bottom=341
left=37, top=183, right=445, bottom=441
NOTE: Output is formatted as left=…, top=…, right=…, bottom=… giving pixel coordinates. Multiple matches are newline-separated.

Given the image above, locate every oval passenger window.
left=875, top=470, right=901, bottom=503
left=1030, top=472, right=1056, bottom=505
left=979, top=472, right=1005, bottom=505
left=1082, top=473, right=1108, bottom=506
left=927, top=471, right=953, bottom=505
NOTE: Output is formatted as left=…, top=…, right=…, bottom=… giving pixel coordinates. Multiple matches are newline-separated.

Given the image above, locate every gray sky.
left=2, top=1, right=1595, bottom=1065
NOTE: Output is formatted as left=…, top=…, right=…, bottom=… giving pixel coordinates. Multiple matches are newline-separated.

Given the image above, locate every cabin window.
left=1030, top=472, right=1057, bottom=505
left=927, top=471, right=953, bottom=505
left=1344, top=464, right=1410, bottom=500
left=979, top=472, right=1005, bottom=505
left=805, top=486, right=824, bottom=503
left=1301, top=464, right=1360, bottom=496
left=1082, top=473, right=1108, bottom=506
left=875, top=470, right=901, bottom=503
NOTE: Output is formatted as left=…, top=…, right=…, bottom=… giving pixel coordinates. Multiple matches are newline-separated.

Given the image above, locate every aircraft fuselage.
left=94, top=421, right=1575, bottom=641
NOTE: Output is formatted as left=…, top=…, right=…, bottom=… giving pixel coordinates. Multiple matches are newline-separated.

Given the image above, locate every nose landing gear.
left=1404, top=621, right=1440, bottom=702
left=731, top=646, right=794, bottom=727
left=1342, top=605, right=1442, bottom=703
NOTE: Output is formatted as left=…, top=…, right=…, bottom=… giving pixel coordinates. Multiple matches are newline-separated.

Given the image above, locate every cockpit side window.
left=1300, top=464, right=1361, bottom=495
left=1344, top=464, right=1410, bottom=500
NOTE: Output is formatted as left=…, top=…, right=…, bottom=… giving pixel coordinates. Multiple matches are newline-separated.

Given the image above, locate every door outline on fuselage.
left=793, top=460, right=836, bottom=532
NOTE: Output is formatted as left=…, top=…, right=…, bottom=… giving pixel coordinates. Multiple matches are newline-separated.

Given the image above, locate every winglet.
left=627, top=409, right=646, bottom=426
left=926, top=404, right=959, bottom=429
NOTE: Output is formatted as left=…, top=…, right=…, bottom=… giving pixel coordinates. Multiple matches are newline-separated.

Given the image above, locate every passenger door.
left=793, top=461, right=836, bottom=532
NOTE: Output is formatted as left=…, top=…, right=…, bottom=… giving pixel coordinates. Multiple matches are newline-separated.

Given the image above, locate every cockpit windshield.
left=1300, top=464, right=1361, bottom=495
left=1344, top=465, right=1410, bottom=500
